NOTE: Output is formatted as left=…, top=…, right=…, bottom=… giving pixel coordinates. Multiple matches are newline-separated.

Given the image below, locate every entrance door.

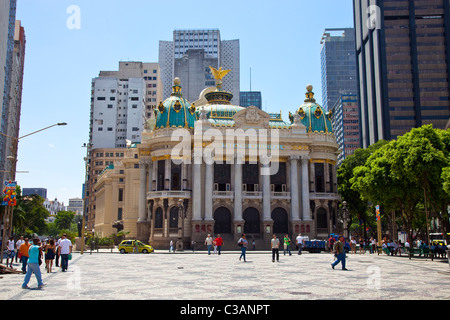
left=214, top=207, right=232, bottom=234
left=243, top=207, right=260, bottom=234
left=271, top=207, right=288, bottom=234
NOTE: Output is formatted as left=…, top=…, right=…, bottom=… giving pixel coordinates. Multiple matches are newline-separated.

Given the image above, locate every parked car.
left=118, top=240, right=154, bottom=254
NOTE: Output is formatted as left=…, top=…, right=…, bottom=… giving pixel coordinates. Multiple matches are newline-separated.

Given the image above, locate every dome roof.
left=290, top=85, right=333, bottom=133
left=155, top=78, right=197, bottom=129
left=195, top=84, right=244, bottom=127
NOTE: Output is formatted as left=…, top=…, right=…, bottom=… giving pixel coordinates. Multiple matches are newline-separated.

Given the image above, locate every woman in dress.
left=44, top=239, right=56, bottom=273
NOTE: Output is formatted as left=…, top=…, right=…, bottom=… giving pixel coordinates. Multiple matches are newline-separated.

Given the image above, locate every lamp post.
left=80, top=142, right=92, bottom=255
left=342, top=201, right=349, bottom=239
left=176, top=199, right=185, bottom=251
left=0, top=122, right=67, bottom=263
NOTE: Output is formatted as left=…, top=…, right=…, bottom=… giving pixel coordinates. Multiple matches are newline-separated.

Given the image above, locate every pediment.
left=233, top=105, right=271, bottom=129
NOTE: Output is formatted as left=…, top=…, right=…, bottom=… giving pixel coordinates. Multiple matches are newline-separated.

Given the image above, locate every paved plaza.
left=1, top=249, right=449, bottom=301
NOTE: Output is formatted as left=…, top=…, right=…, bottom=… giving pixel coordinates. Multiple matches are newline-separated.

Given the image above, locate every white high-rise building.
left=159, top=29, right=240, bottom=104
left=89, top=62, right=162, bottom=149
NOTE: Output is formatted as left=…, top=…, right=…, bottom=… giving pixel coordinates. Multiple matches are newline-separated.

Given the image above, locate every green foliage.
left=13, top=189, right=48, bottom=236
left=341, top=125, right=450, bottom=242
left=54, top=211, right=75, bottom=230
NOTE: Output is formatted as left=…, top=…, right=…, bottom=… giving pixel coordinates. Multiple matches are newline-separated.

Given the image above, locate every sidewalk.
left=1, top=250, right=449, bottom=300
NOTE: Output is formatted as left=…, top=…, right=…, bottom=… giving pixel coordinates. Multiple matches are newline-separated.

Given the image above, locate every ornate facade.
left=94, top=75, right=341, bottom=249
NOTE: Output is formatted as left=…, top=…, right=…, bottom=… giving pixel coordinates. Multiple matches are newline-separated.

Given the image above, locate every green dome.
left=290, top=85, right=333, bottom=133
left=155, top=78, right=197, bottom=129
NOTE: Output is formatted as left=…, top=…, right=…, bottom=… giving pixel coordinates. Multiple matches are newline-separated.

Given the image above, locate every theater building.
left=94, top=76, right=341, bottom=249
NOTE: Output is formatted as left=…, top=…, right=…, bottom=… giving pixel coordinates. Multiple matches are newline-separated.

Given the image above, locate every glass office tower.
left=354, top=0, right=450, bottom=148
left=240, top=91, right=262, bottom=109
left=320, top=28, right=358, bottom=111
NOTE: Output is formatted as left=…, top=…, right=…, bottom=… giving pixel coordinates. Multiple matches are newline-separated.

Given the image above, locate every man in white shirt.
left=58, top=234, right=72, bottom=272
left=6, top=237, right=15, bottom=268
left=296, top=233, right=304, bottom=255
left=204, top=234, right=213, bottom=255
left=271, top=234, right=280, bottom=262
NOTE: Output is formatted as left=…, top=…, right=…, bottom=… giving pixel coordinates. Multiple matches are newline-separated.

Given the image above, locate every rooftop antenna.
left=250, top=67, right=252, bottom=92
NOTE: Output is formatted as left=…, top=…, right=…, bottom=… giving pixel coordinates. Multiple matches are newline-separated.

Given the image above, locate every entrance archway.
left=271, top=207, right=288, bottom=234
left=243, top=207, right=260, bottom=234
left=316, top=207, right=328, bottom=231
left=214, top=207, right=232, bottom=234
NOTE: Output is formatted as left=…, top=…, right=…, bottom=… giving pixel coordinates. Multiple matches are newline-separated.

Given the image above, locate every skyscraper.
left=240, top=91, right=262, bottom=109
left=4, top=20, right=25, bottom=179
left=89, top=61, right=162, bottom=149
left=320, top=28, right=358, bottom=111
left=0, top=0, right=17, bottom=183
left=159, top=29, right=240, bottom=104
left=354, top=0, right=450, bottom=148
left=331, top=94, right=361, bottom=165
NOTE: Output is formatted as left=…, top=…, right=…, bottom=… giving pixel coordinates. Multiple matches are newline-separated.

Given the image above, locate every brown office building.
left=354, top=0, right=450, bottom=147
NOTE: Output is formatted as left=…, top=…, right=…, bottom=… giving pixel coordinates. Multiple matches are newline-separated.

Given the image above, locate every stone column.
left=262, top=162, right=271, bottom=221
left=165, top=158, right=171, bottom=190
left=138, top=160, right=147, bottom=222
left=234, top=155, right=243, bottom=222
left=289, top=155, right=300, bottom=221
left=192, top=153, right=202, bottom=221
left=301, top=157, right=311, bottom=220
left=204, top=162, right=213, bottom=220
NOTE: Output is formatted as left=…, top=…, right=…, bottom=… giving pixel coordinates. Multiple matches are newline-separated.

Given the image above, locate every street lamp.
left=0, top=122, right=67, bottom=264
left=80, top=142, right=92, bottom=255
left=176, top=199, right=185, bottom=251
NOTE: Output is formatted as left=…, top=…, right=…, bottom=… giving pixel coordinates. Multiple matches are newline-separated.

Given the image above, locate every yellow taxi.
left=118, top=240, right=154, bottom=254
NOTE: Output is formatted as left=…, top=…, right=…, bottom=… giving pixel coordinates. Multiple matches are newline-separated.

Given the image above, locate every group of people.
left=199, top=233, right=307, bottom=263
left=204, top=234, right=224, bottom=255
left=4, top=234, right=73, bottom=289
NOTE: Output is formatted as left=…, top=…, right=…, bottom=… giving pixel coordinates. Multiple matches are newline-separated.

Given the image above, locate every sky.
left=14, top=0, right=354, bottom=205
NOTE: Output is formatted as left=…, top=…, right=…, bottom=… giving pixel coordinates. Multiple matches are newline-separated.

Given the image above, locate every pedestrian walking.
left=331, top=236, right=348, bottom=270
left=238, top=234, right=248, bottom=262
left=15, top=236, right=24, bottom=263
left=350, top=237, right=357, bottom=254
left=22, top=238, right=45, bottom=289
left=283, top=234, right=292, bottom=256
left=359, top=237, right=364, bottom=254
left=215, top=234, right=223, bottom=255
left=271, top=234, right=280, bottom=262
left=205, top=234, right=214, bottom=255
left=296, top=233, right=304, bottom=255
left=18, top=238, right=31, bottom=273
left=44, top=239, right=56, bottom=273
left=55, top=237, right=61, bottom=267
left=169, top=240, right=174, bottom=252
left=57, top=234, right=72, bottom=272
left=191, top=240, right=195, bottom=252
left=213, top=237, right=217, bottom=254
left=252, top=240, right=256, bottom=251
left=6, top=236, right=15, bottom=268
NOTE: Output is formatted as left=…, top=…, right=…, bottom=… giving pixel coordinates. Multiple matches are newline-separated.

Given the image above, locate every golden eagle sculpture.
left=209, top=66, right=231, bottom=90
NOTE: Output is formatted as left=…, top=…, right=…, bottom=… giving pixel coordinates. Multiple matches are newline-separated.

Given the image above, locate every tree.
left=16, top=193, right=48, bottom=236
left=337, top=140, right=388, bottom=238
left=389, top=125, right=450, bottom=243
left=54, top=211, right=75, bottom=230
left=350, top=142, right=422, bottom=243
